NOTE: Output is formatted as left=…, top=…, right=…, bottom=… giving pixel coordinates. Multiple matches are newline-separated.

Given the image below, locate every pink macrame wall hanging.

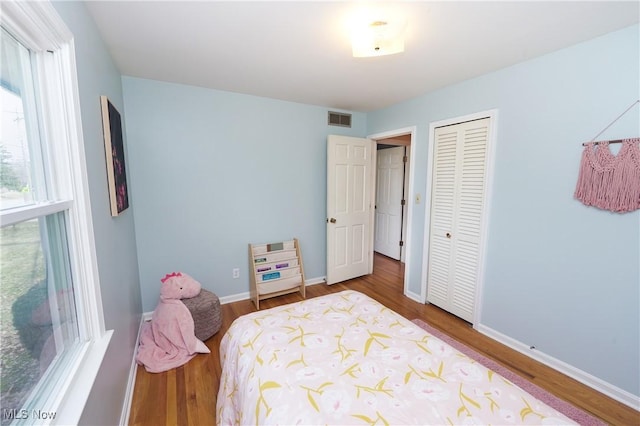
left=574, top=100, right=640, bottom=213
left=574, top=139, right=640, bottom=212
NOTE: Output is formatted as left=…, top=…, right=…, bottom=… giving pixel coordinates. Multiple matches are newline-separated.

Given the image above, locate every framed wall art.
left=100, top=95, right=129, bottom=216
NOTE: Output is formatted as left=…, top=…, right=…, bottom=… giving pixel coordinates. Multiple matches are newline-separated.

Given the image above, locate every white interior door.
left=326, top=135, right=373, bottom=285
left=374, top=146, right=404, bottom=260
left=426, top=118, right=490, bottom=322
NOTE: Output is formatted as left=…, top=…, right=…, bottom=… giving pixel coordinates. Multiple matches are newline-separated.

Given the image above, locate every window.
left=1, top=2, right=109, bottom=425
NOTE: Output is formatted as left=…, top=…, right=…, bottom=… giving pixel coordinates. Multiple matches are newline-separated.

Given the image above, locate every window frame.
left=1, top=1, right=111, bottom=424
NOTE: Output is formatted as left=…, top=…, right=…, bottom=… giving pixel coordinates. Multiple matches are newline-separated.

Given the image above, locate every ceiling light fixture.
left=351, top=19, right=406, bottom=58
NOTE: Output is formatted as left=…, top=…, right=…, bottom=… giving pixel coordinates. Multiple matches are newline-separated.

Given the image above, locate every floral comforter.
left=216, top=290, right=575, bottom=425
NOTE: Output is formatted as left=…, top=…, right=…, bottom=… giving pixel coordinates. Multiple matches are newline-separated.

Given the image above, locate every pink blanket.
left=136, top=273, right=210, bottom=373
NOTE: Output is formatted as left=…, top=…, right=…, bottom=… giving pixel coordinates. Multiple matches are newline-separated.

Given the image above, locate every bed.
left=216, top=290, right=576, bottom=425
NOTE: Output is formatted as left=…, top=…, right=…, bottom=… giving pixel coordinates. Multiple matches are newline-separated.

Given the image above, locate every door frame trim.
left=421, top=109, right=498, bottom=326
left=368, top=126, right=417, bottom=300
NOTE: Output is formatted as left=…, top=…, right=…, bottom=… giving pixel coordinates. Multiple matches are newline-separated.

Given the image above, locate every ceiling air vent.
left=328, top=111, right=352, bottom=128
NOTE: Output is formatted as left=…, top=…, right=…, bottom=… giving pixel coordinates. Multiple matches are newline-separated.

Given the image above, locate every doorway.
left=368, top=127, right=416, bottom=299
left=374, top=141, right=409, bottom=261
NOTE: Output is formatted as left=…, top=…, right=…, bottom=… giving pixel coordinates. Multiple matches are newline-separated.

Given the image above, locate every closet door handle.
left=446, top=232, right=451, bottom=238
left=329, top=218, right=337, bottom=224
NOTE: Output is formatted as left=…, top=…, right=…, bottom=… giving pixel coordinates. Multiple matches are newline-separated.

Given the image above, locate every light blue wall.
left=367, top=25, right=639, bottom=397
left=52, top=1, right=638, bottom=415
left=121, top=78, right=366, bottom=312
left=52, top=2, right=142, bottom=425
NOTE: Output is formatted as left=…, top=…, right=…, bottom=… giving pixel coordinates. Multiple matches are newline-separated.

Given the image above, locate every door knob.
left=330, top=218, right=337, bottom=223
left=446, top=232, right=451, bottom=238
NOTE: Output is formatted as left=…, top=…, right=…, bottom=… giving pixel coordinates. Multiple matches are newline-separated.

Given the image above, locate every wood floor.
left=128, top=253, right=639, bottom=426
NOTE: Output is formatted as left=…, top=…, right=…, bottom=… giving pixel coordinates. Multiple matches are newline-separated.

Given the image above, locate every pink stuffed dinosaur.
left=136, top=272, right=210, bottom=373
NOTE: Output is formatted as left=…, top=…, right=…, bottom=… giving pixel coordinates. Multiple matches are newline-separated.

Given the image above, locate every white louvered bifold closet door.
left=427, top=118, right=490, bottom=323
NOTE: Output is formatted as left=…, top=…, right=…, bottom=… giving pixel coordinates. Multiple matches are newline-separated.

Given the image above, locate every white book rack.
left=249, top=238, right=306, bottom=309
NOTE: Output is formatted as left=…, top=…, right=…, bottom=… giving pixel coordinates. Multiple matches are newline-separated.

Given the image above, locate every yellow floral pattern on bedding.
left=216, top=290, right=575, bottom=425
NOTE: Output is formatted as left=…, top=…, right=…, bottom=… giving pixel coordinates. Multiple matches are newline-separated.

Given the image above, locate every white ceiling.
left=84, top=1, right=639, bottom=112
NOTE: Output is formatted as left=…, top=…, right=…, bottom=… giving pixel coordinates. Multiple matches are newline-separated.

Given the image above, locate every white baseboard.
left=218, top=291, right=250, bottom=305
left=304, top=276, right=326, bottom=287
left=476, top=323, right=640, bottom=411
left=143, top=276, right=327, bottom=316
left=218, top=276, right=326, bottom=305
left=119, top=315, right=146, bottom=426
left=404, top=289, right=423, bottom=304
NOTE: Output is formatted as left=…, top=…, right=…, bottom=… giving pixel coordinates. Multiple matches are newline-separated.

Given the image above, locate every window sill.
left=53, top=330, right=113, bottom=426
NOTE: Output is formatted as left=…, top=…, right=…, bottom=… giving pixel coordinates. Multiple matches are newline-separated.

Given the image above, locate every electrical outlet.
left=232, top=268, right=240, bottom=279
